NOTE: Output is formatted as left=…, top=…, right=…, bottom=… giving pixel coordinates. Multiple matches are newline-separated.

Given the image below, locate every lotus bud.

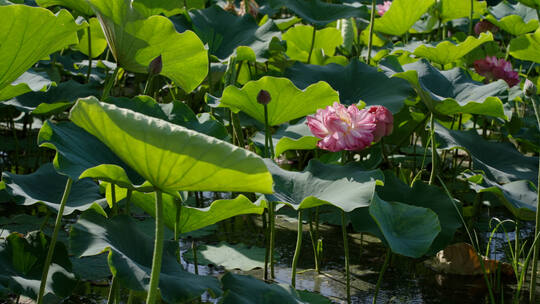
left=367, top=105, right=393, bottom=142
left=257, top=89, right=272, bottom=105
left=524, top=79, right=537, bottom=97
left=148, top=55, right=162, bottom=76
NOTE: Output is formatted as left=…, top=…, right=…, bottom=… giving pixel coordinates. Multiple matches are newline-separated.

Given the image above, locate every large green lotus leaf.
left=285, top=60, right=414, bottom=112
left=282, top=25, right=342, bottom=64
left=464, top=172, right=537, bottom=221
left=0, top=231, right=76, bottom=303
left=2, top=163, right=105, bottom=215
left=440, top=0, right=487, bottom=23
left=252, top=118, right=318, bottom=156
left=273, top=0, right=368, bottom=27
left=435, top=124, right=538, bottom=184
left=413, top=32, right=493, bottom=65
left=368, top=194, right=440, bottom=258
left=132, top=0, right=205, bottom=17
left=220, top=272, right=307, bottom=304
left=383, top=59, right=508, bottom=119
left=184, top=242, right=267, bottom=271
left=486, top=2, right=539, bottom=36
left=509, top=28, right=540, bottom=63
left=76, top=18, right=108, bottom=58
left=188, top=6, right=281, bottom=60
left=0, top=70, right=54, bottom=101
left=5, top=80, right=100, bottom=115
left=69, top=97, right=272, bottom=194
left=70, top=209, right=222, bottom=303
left=261, top=159, right=384, bottom=212
left=36, top=0, right=93, bottom=15
left=219, top=76, right=338, bottom=126
left=374, top=0, right=436, bottom=36
left=0, top=5, right=79, bottom=99
left=519, top=0, right=540, bottom=9
left=38, top=121, right=147, bottom=189
left=87, top=0, right=207, bottom=93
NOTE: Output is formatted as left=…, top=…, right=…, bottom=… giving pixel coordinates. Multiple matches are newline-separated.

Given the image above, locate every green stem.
left=428, top=113, right=437, bottom=185
left=37, top=178, right=73, bottom=304
left=126, top=290, right=134, bottom=304
left=366, top=0, right=376, bottom=65
left=264, top=104, right=270, bottom=158
left=469, top=0, right=474, bottom=36
left=146, top=190, right=164, bottom=304
left=102, top=66, right=119, bottom=99
left=111, top=184, right=117, bottom=216
left=341, top=210, right=350, bottom=304
left=125, top=189, right=132, bottom=215
left=529, top=95, right=540, bottom=304
left=263, top=210, right=269, bottom=280
left=192, top=240, right=199, bottom=275
left=174, top=198, right=183, bottom=263
left=231, top=113, right=245, bottom=148
left=308, top=210, right=320, bottom=273
left=291, top=210, right=303, bottom=287
left=306, top=26, right=317, bottom=64
left=372, top=248, right=391, bottom=304
left=86, top=26, right=92, bottom=83
left=269, top=201, right=276, bottom=278
left=144, top=74, right=155, bottom=96
left=106, top=275, right=118, bottom=304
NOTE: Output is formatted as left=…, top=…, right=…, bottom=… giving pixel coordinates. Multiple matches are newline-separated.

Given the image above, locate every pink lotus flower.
left=376, top=1, right=392, bottom=16
left=368, top=106, right=393, bottom=142
left=474, top=56, right=520, bottom=87
left=474, top=20, right=498, bottom=36
left=306, top=102, right=377, bottom=152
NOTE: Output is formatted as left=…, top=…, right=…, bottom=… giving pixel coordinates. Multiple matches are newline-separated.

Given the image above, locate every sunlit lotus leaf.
left=518, top=0, right=540, bottom=10
left=70, top=210, right=222, bottom=303
left=486, top=2, right=539, bottom=36
left=219, top=76, right=338, bottom=126
left=435, top=124, right=538, bottom=184
left=261, top=159, right=384, bottom=211
left=440, top=0, right=487, bottom=23
left=0, top=5, right=79, bottom=100
left=413, top=32, right=493, bottom=65
left=0, top=231, right=76, bottom=303
left=252, top=119, right=318, bottom=156
left=283, top=25, right=342, bottom=64
left=185, top=242, right=267, bottom=271
left=69, top=97, right=272, bottom=194
left=286, top=60, right=414, bottom=112
left=374, top=0, right=436, bottom=36
left=76, top=18, right=107, bottom=58
left=87, top=0, right=207, bottom=93
left=36, top=0, right=93, bottom=15
left=464, top=171, right=537, bottom=221
left=383, top=59, right=508, bottom=119
left=0, top=70, right=54, bottom=101
left=132, top=0, right=205, bottom=17
left=2, top=163, right=105, bottom=216
left=509, top=28, right=540, bottom=64
left=188, top=5, right=281, bottom=60
left=274, top=0, right=368, bottom=27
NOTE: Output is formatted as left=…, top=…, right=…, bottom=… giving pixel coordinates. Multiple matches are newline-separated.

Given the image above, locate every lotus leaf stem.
left=269, top=201, right=276, bottom=278
left=366, top=0, right=376, bottom=65
left=125, top=189, right=132, bottom=215
left=308, top=210, right=320, bottom=273
left=306, top=26, right=316, bottom=64
left=291, top=210, right=303, bottom=287
left=146, top=190, right=164, bottom=304
left=102, top=66, right=119, bottom=99
left=529, top=94, right=540, bottom=304
left=86, top=26, right=92, bottom=83
left=372, top=248, right=391, bottom=304
left=428, top=113, right=437, bottom=185
left=192, top=240, right=199, bottom=275
left=468, top=0, right=474, bottom=36
left=106, top=275, right=118, bottom=304
left=341, top=210, right=350, bottom=303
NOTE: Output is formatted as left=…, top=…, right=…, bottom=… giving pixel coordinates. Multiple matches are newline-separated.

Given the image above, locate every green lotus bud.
left=524, top=79, right=537, bottom=97
left=257, top=89, right=271, bottom=105
left=148, top=55, right=162, bottom=76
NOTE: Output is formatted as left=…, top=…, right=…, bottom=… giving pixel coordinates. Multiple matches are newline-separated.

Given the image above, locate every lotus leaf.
left=374, top=0, right=436, bottom=36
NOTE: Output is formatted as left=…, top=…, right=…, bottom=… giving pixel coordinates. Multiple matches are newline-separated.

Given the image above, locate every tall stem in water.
left=341, top=210, right=351, bottom=303
left=291, top=210, right=303, bottom=287
left=306, top=26, right=317, bottom=64
left=529, top=95, right=540, bottom=304
left=366, top=0, right=377, bottom=65
left=146, top=190, right=164, bottom=304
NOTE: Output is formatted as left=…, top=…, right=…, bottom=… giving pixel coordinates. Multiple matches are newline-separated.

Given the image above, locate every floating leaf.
left=69, top=97, right=272, bottom=194
left=374, top=0, right=436, bottom=36
left=219, top=76, right=338, bottom=126
left=413, top=32, right=493, bottom=66
left=275, top=0, right=368, bottom=27
left=440, top=0, right=487, bottom=23
left=0, top=70, right=54, bottom=101
left=509, top=28, right=540, bottom=64
left=88, top=0, right=207, bottom=92
left=70, top=210, right=222, bottom=303
left=0, top=5, right=79, bottom=100
left=185, top=242, right=267, bottom=271
left=2, top=163, right=105, bottom=216
left=282, top=25, right=342, bottom=64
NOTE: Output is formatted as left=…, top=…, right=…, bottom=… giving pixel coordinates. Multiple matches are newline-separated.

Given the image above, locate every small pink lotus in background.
left=376, top=1, right=392, bottom=16
left=306, top=102, right=392, bottom=152
left=368, top=106, right=393, bottom=142
left=474, top=56, right=520, bottom=87
left=474, top=20, right=498, bottom=35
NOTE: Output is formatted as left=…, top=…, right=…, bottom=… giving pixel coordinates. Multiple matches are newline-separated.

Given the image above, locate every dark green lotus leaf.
left=184, top=242, right=267, bottom=271
left=220, top=272, right=307, bottom=304
left=0, top=70, right=54, bottom=101
left=252, top=118, right=318, bottom=156
left=285, top=60, right=414, bottom=112
left=383, top=59, right=508, bottom=119
left=297, top=290, right=332, bottom=304
left=486, top=2, right=539, bottom=36
left=2, top=163, right=105, bottom=215
left=0, top=5, right=79, bottom=100
left=219, top=76, right=338, bottom=126
left=368, top=194, right=440, bottom=258
left=261, top=159, right=384, bottom=211
left=509, top=28, right=540, bottom=63
left=464, top=171, right=538, bottom=221
left=0, top=215, right=48, bottom=239
left=435, top=124, right=538, bottom=184
left=70, top=209, right=222, bottom=303
left=88, top=0, right=207, bottom=93
left=69, top=97, right=272, bottom=194
left=70, top=254, right=110, bottom=281
left=5, top=80, right=101, bottom=115
left=272, top=0, right=368, bottom=27
left=282, top=25, right=342, bottom=64
left=189, top=5, right=281, bottom=60
left=38, top=121, right=147, bottom=189
left=413, top=32, right=493, bottom=65
left=374, top=0, right=436, bottom=36
left=36, top=0, right=93, bottom=15
left=440, top=0, right=487, bottom=23
left=0, top=231, right=76, bottom=303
